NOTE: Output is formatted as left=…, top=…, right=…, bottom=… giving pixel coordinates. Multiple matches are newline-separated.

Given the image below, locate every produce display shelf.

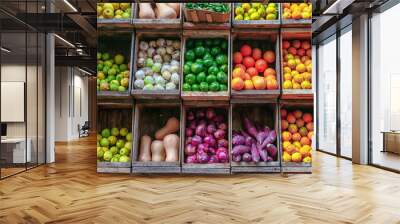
left=180, top=30, right=231, bottom=101
left=132, top=101, right=182, bottom=174
left=97, top=102, right=134, bottom=173
left=133, top=3, right=183, bottom=29
left=230, top=99, right=281, bottom=173
left=182, top=3, right=231, bottom=30
left=97, top=4, right=135, bottom=30
left=230, top=29, right=281, bottom=99
left=97, top=162, right=131, bottom=173
left=181, top=102, right=231, bottom=174
left=281, top=89, right=314, bottom=100
left=279, top=100, right=314, bottom=173
left=231, top=3, right=281, bottom=29
left=98, top=31, right=135, bottom=96
left=131, top=31, right=182, bottom=100
left=280, top=4, right=312, bottom=28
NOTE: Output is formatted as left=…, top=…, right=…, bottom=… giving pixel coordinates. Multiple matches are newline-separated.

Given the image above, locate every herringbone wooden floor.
left=0, top=136, right=400, bottom=224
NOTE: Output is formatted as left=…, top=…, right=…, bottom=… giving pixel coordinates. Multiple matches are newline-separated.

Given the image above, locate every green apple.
left=114, top=54, right=124, bottom=65
left=102, top=53, right=110, bottom=61
left=120, top=147, right=129, bottom=156
left=124, top=142, right=132, bottom=151
left=109, top=146, right=118, bottom=155
left=126, top=132, right=132, bottom=142
left=116, top=139, right=125, bottom=149
left=100, top=138, right=109, bottom=147
left=110, top=83, right=119, bottom=91
left=97, top=147, right=104, bottom=159
left=103, top=3, right=114, bottom=10
left=120, top=3, right=130, bottom=11
left=119, top=155, right=130, bottom=163
left=101, top=128, right=111, bottom=138
left=119, top=64, right=128, bottom=72
left=108, top=136, right=117, bottom=146
left=111, top=127, right=119, bottom=136
left=121, top=78, right=129, bottom=88
left=118, top=86, right=126, bottom=92
left=120, top=128, right=128, bottom=137
left=103, top=151, right=113, bottom=161
left=97, top=71, right=105, bottom=80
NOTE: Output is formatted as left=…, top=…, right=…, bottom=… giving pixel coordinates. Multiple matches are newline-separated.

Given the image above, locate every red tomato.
left=233, top=52, right=243, bottom=64
left=243, top=56, right=255, bottom=68
left=292, top=40, right=301, bottom=49
left=235, top=64, right=246, bottom=71
left=288, top=47, right=297, bottom=55
left=255, top=59, right=268, bottom=73
left=282, top=40, right=291, bottom=49
left=246, top=67, right=258, bottom=77
left=263, top=50, right=275, bottom=64
left=240, top=44, right=252, bottom=57
left=252, top=48, right=262, bottom=60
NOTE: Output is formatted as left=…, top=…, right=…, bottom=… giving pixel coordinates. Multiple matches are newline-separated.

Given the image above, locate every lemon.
left=248, top=8, right=257, bottom=15
left=235, top=6, right=244, bottom=15
left=250, top=12, right=260, bottom=20
left=266, top=14, right=277, bottom=20
left=266, top=6, right=277, bottom=14
left=242, top=3, right=251, bottom=12
left=235, top=15, right=244, bottom=20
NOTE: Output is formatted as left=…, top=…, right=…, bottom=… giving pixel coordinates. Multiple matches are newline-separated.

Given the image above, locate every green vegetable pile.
left=185, top=3, right=230, bottom=13
left=183, top=38, right=229, bottom=92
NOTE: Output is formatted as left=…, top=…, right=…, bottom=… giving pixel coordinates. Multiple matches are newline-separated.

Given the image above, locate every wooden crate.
left=230, top=99, right=281, bottom=173
left=280, top=4, right=312, bottom=28
left=279, top=99, right=313, bottom=173
left=183, top=3, right=231, bottom=30
left=133, top=3, right=182, bottom=29
left=181, top=30, right=231, bottom=101
left=132, top=101, right=181, bottom=174
left=131, top=31, right=182, bottom=100
left=280, top=28, right=314, bottom=100
left=97, top=3, right=135, bottom=30
left=232, top=3, right=281, bottom=29
left=97, top=103, right=134, bottom=173
left=97, top=32, right=135, bottom=99
left=230, top=30, right=281, bottom=99
left=181, top=102, right=231, bottom=174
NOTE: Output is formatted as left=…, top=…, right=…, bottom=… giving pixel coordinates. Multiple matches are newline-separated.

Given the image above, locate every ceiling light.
left=63, top=0, right=78, bottom=12
left=77, top=67, right=92, bottom=76
left=54, top=34, right=75, bottom=48
left=1, top=47, right=11, bottom=53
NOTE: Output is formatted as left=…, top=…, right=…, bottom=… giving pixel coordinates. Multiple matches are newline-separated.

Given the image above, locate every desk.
left=1, top=138, right=32, bottom=163
left=381, top=131, right=400, bottom=154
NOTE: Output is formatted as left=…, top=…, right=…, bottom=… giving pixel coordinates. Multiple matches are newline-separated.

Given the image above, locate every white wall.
left=54, top=67, right=89, bottom=141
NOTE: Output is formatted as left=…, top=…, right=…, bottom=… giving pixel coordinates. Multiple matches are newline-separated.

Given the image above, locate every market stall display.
left=134, top=3, right=182, bottom=29
left=132, top=32, right=181, bottom=99
left=97, top=3, right=134, bottom=29
left=232, top=3, right=280, bottom=28
left=132, top=102, right=181, bottom=173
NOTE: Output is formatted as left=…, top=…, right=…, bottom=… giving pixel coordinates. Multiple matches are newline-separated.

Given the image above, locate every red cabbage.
left=242, top=153, right=252, bottom=162
left=195, top=124, right=207, bottom=137
left=207, top=124, right=217, bottom=134
left=218, top=123, right=227, bottom=130
left=191, top=135, right=202, bottom=146
left=187, top=111, right=195, bottom=121
left=232, top=154, right=242, bottom=162
left=204, top=135, right=216, bottom=147
left=197, top=152, right=209, bottom=163
left=217, top=139, right=228, bottom=148
left=208, top=155, right=219, bottom=163
left=217, top=151, right=228, bottom=163
left=185, top=128, right=194, bottom=137
left=185, top=144, right=196, bottom=156
left=186, top=155, right=197, bottom=163
left=214, top=129, right=226, bottom=140
left=213, top=115, right=224, bottom=123
left=188, top=120, right=197, bottom=130
left=251, top=143, right=260, bottom=162
left=206, top=108, right=216, bottom=120
left=198, top=143, right=209, bottom=153
left=196, top=110, right=205, bottom=119
left=232, top=135, right=245, bottom=146
left=208, top=147, right=216, bottom=155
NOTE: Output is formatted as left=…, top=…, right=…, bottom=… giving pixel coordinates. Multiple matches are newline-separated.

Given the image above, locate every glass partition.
left=317, top=35, right=337, bottom=155
left=370, top=3, right=400, bottom=171
left=339, top=27, right=352, bottom=158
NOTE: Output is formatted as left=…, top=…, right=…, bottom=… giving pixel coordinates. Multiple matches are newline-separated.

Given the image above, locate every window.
left=339, top=27, right=352, bottom=158
left=317, top=36, right=337, bottom=154
left=370, top=3, right=400, bottom=171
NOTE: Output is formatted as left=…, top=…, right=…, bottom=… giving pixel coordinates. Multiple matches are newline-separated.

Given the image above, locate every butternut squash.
left=155, top=3, right=177, bottom=19
left=155, top=117, right=180, bottom=140
left=139, top=3, right=155, bottom=19
left=166, top=3, right=180, bottom=17
left=164, top=134, right=179, bottom=162
left=138, top=135, right=152, bottom=162
left=151, top=140, right=165, bottom=162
